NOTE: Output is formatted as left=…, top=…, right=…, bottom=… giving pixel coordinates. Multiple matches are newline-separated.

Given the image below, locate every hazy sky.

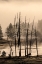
left=0, top=0, right=42, bottom=33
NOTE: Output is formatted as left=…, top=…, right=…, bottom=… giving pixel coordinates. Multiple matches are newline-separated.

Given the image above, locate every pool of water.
left=0, top=43, right=42, bottom=56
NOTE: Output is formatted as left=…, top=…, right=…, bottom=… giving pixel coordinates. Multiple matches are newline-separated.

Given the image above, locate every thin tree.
left=14, top=16, right=17, bottom=56
left=25, top=16, right=26, bottom=56
left=0, top=25, right=3, bottom=39
left=26, top=29, right=28, bottom=57
left=35, top=27, right=38, bottom=57
left=29, top=20, right=34, bottom=56
left=26, top=22, right=29, bottom=57
left=29, top=31, right=32, bottom=55
left=9, top=41, right=12, bottom=57
left=15, top=36, right=16, bottom=56
left=17, top=13, right=21, bottom=57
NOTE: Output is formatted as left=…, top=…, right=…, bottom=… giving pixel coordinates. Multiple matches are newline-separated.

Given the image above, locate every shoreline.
left=0, top=56, right=42, bottom=64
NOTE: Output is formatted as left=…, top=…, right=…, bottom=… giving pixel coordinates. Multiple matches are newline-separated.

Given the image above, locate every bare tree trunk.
left=26, top=29, right=28, bottom=57
left=15, top=36, right=16, bottom=56
left=35, top=28, right=38, bottom=57
left=25, top=42, right=26, bottom=56
left=18, top=13, right=21, bottom=57
left=36, top=37, right=38, bottom=57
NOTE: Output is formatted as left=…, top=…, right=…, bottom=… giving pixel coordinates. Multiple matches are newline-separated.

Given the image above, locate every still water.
left=0, top=43, right=42, bottom=56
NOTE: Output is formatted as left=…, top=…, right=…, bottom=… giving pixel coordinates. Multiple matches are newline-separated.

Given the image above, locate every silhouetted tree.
left=0, top=25, right=3, bottom=39
left=26, top=29, right=28, bottom=57
left=6, top=23, right=14, bottom=39
left=15, top=36, right=16, bottom=56
left=35, top=28, right=38, bottom=57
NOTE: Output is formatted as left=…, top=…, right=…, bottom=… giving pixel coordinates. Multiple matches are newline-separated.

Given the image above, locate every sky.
left=0, top=0, right=42, bottom=33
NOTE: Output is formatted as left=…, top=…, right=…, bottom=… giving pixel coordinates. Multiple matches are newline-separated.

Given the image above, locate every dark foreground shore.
left=0, top=56, right=42, bottom=64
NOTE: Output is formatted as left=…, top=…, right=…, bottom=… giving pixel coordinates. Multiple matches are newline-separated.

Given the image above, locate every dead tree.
left=15, top=36, right=16, bottom=56
left=29, top=31, right=32, bottom=56
left=25, top=16, right=26, bottom=56
left=26, top=29, right=29, bottom=57
left=35, top=28, right=38, bottom=57
left=18, top=13, right=21, bottom=57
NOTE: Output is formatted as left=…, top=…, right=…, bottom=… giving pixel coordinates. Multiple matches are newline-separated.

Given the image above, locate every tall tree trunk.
left=35, top=28, right=38, bottom=57
left=25, top=16, right=26, bottom=57
left=18, top=13, right=21, bottom=57
left=10, top=41, right=12, bottom=57
left=29, top=40, right=31, bottom=55
left=15, top=36, right=16, bottom=56
left=25, top=41, right=26, bottom=56
left=36, top=37, right=38, bottom=57
left=35, top=28, right=38, bottom=56
left=26, top=29, right=28, bottom=57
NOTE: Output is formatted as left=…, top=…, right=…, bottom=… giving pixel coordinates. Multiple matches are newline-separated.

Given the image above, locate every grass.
left=0, top=56, right=42, bottom=64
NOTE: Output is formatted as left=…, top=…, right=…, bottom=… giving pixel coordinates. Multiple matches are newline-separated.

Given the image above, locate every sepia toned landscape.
left=0, top=0, right=42, bottom=64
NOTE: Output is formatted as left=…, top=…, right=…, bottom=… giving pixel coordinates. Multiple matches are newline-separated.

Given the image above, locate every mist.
left=0, top=0, right=42, bottom=33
